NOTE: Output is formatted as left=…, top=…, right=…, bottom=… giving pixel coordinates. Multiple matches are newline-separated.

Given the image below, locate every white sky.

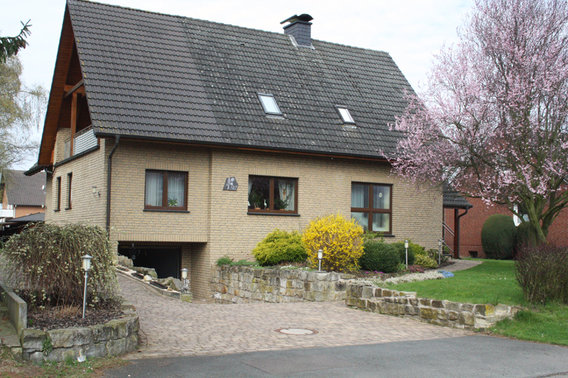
left=1, top=0, right=473, bottom=168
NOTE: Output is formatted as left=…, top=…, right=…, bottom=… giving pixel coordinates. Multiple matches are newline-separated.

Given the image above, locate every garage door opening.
left=119, top=244, right=181, bottom=279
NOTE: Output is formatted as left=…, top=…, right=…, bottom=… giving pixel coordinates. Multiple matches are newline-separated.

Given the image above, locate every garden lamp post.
left=81, top=254, right=92, bottom=319
left=181, top=268, right=189, bottom=294
left=317, top=249, right=323, bottom=272
left=404, top=240, right=409, bottom=268
left=438, top=239, right=443, bottom=266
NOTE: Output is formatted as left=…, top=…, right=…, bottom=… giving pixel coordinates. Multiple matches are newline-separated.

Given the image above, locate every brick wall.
left=445, top=197, right=568, bottom=258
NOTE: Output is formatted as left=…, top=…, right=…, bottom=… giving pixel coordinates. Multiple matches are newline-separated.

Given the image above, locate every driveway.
left=118, top=274, right=470, bottom=359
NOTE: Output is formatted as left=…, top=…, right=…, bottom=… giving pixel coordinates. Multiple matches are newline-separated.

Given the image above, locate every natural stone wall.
left=345, top=282, right=521, bottom=330
left=212, top=266, right=351, bottom=303
left=20, top=305, right=139, bottom=362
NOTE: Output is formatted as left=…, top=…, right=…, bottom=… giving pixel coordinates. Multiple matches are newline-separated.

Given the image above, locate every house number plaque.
left=223, top=177, right=238, bottom=191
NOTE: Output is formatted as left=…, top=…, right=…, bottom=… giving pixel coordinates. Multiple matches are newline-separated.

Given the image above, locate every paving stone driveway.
left=118, top=274, right=471, bottom=359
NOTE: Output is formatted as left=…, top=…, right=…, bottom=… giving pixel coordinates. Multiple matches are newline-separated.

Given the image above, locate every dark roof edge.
left=94, top=132, right=390, bottom=163
left=25, top=164, right=51, bottom=176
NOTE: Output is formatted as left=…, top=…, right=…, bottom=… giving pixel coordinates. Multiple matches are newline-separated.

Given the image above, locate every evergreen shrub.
left=359, top=240, right=400, bottom=273
left=481, top=214, right=516, bottom=259
left=252, top=229, right=306, bottom=266
left=302, top=214, right=364, bottom=272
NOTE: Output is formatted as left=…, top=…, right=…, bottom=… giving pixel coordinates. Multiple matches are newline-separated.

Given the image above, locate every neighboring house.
left=444, top=198, right=568, bottom=258
left=0, top=169, right=46, bottom=221
left=26, top=0, right=443, bottom=298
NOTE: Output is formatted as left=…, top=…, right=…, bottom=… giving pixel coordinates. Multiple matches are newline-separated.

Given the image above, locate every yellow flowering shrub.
left=302, top=214, right=364, bottom=272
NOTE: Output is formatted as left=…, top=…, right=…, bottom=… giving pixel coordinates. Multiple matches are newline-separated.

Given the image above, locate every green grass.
left=385, top=259, right=568, bottom=346
left=385, top=259, right=524, bottom=305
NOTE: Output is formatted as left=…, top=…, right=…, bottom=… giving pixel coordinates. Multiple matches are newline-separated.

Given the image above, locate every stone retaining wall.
left=212, top=266, right=351, bottom=303
left=20, top=305, right=139, bottom=362
left=346, top=282, right=521, bottom=330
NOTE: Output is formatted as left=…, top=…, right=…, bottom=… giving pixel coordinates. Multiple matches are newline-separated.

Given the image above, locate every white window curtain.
left=145, top=171, right=163, bottom=206
left=248, top=177, right=253, bottom=206
left=167, top=173, right=185, bottom=207
left=351, top=184, right=368, bottom=208
left=373, top=185, right=390, bottom=209
left=278, top=180, right=295, bottom=211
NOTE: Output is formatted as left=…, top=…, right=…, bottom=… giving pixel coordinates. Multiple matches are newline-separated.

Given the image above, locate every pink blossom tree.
left=393, top=0, right=568, bottom=245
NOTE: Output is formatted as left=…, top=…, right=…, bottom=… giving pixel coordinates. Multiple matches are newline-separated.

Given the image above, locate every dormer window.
left=258, top=93, right=282, bottom=115
left=336, top=106, right=355, bottom=124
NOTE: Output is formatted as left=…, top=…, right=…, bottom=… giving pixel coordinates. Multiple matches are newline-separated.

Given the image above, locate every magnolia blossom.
left=392, top=0, right=568, bottom=244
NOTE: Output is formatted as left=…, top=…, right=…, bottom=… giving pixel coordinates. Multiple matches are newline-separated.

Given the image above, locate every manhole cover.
left=275, top=328, right=318, bottom=335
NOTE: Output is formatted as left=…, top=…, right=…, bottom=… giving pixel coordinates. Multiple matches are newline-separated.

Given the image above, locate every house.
left=0, top=169, right=45, bottom=221
left=444, top=198, right=568, bottom=258
left=26, top=0, right=444, bottom=298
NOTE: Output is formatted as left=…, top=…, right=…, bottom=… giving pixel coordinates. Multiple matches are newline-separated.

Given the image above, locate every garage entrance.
left=119, top=244, right=181, bottom=279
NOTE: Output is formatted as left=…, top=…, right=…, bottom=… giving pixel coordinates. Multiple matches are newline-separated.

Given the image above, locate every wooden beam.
left=64, top=80, right=84, bottom=98
left=70, top=92, right=77, bottom=156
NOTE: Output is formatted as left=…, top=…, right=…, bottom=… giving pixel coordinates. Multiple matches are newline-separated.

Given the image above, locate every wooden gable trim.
left=37, top=7, right=76, bottom=165
left=64, top=80, right=84, bottom=98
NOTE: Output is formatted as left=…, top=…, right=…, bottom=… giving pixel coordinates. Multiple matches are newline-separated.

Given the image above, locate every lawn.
left=385, top=259, right=568, bottom=346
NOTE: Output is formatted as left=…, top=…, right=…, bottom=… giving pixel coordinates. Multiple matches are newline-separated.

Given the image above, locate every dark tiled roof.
left=2, top=170, right=46, bottom=207
left=68, top=0, right=412, bottom=159
left=443, top=183, right=472, bottom=209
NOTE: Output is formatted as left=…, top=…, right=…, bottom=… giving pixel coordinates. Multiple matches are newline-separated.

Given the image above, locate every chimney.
left=281, top=14, right=313, bottom=47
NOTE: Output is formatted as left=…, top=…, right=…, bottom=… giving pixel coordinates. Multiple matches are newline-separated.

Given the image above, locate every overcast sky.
left=1, top=0, right=473, bottom=168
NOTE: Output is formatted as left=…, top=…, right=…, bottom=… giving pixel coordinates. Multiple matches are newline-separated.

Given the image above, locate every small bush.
left=1, top=223, right=118, bottom=309
left=482, top=214, right=516, bottom=259
left=359, top=240, right=400, bottom=273
left=253, top=229, right=307, bottom=266
left=515, top=245, right=568, bottom=304
left=408, top=265, right=425, bottom=273
left=427, top=248, right=449, bottom=265
left=216, top=256, right=233, bottom=266
left=415, top=254, right=438, bottom=269
left=302, top=214, right=364, bottom=272
left=391, top=241, right=422, bottom=265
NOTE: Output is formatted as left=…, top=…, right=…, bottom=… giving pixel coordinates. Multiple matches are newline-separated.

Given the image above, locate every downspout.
left=106, top=135, right=120, bottom=233
left=455, top=207, right=470, bottom=259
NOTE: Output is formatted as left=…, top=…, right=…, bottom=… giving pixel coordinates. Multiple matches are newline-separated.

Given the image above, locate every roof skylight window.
left=258, top=93, right=282, bottom=115
left=337, top=106, right=355, bottom=124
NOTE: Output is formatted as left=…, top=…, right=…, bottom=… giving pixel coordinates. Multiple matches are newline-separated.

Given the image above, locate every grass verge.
left=0, top=345, right=128, bottom=377
left=384, top=259, right=568, bottom=346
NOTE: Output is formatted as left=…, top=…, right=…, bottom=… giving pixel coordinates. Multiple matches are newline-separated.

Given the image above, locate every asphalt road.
left=104, top=335, right=568, bottom=377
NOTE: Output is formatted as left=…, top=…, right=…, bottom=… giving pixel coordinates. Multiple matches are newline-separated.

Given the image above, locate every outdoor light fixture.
left=317, top=249, right=323, bottom=272
left=81, top=254, right=92, bottom=319
left=438, top=239, right=443, bottom=266
left=181, top=268, right=189, bottom=294
left=404, top=240, right=409, bottom=268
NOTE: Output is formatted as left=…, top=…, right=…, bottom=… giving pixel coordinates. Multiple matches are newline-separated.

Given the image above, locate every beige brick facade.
left=45, top=137, right=442, bottom=299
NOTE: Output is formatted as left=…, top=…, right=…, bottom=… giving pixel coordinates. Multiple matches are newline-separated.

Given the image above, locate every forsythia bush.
left=253, top=229, right=307, bottom=266
left=302, top=214, right=364, bottom=272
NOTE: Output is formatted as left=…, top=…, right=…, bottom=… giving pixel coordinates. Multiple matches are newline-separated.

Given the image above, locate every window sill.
left=143, top=209, right=190, bottom=213
left=65, top=207, right=71, bottom=211
left=247, top=212, right=300, bottom=217
left=54, top=209, right=60, bottom=212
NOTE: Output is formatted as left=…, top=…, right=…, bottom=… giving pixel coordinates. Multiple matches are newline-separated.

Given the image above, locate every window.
left=258, top=93, right=282, bottom=115
left=248, top=175, right=297, bottom=213
left=351, top=183, right=392, bottom=233
left=144, top=170, right=188, bottom=211
left=336, top=106, right=355, bottom=124
left=55, top=177, right=61, bottom=211
left=66, top=173, right=72, bottom=210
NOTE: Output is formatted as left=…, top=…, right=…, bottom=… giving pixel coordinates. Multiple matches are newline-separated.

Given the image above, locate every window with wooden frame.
left=351, top=182, right=392, bottom=233
left=55, top=176, right=61, bottom=211
left=248, top=175, right=298, bottom=214
left=66, top=173, right=72, bottom=210
left=144, top=170, right=188, bottom=211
